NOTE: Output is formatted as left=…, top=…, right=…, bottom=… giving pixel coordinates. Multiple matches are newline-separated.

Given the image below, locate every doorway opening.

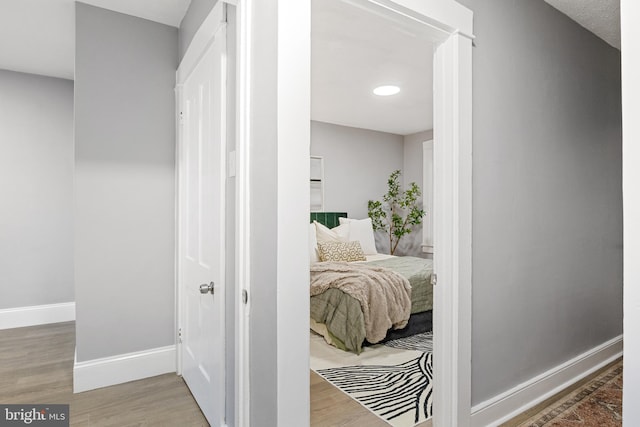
left=306, top=0, right=473, bottom=425
left=309, top=1, right=436, bottom=425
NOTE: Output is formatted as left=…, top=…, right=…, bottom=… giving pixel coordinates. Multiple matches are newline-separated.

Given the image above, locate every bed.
left=309, top=212, right=433, bottom=354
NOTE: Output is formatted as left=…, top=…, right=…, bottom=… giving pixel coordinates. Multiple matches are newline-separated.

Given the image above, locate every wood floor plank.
left=0, top=322, right=208, bottom=426
left=3, top=321, right=437, bottom=427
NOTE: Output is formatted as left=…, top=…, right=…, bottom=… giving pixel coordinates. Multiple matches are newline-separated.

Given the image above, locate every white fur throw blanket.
left=310, top=262, right=412, bottom=343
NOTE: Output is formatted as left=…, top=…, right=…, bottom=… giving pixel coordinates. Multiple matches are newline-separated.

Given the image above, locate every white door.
left=179, top=23, right=227, bottom=426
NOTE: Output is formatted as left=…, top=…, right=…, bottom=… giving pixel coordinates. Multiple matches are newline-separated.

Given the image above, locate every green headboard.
left=310, top=212, right=347, bottom=228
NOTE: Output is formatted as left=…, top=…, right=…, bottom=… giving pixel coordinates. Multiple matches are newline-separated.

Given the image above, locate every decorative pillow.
left=314, top=220, right=349, bottom=243
left=338, top=217, right=378, bottom=255
left=309, top=223, right=320, bottom=264
left=317, top=241, right=367, bottom=262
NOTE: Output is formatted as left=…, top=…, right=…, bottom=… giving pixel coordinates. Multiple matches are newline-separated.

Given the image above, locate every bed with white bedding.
left=309, top=214, right=433, bottom=354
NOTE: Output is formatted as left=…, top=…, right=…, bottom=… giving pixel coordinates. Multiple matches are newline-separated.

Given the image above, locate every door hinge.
left=431, top=274, right=438, bottom=286
left=242, top=289, right=248, bottom=304
left=178, top=328, right=183, bottom=344
left=179, top=111, right=185, bottom=125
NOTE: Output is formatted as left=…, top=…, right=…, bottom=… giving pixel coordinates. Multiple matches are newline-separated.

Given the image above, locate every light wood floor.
left=6, top=321, right=616, bottom=427
left=2, top=321, right=432, bottom=427
left=0, top=322, right=208, bottom=426
left=20, top=320, right=616, bottom=427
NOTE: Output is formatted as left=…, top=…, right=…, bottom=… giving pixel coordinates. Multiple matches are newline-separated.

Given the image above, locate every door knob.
left=199, top=282, right=215, bottom=294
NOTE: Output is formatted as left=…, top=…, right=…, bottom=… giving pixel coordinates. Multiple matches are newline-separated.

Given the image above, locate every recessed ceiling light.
left=373, top=85, right=400, bottom=96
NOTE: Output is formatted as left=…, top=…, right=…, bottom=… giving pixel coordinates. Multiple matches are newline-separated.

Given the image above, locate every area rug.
left=310, top=331, right=433, bottom=427
left=517, top=359, right=623, bottom=426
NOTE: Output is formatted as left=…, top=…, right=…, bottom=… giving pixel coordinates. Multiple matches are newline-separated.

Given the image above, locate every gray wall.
left=179, top=0, right=218, bottom=61
left=308, top=121, right=403, bottom=220
left=457, top=0, right=623, bottom=405
left=74, top=3, right=178, bottom=361
left=310, top=121, right=404, bottom=254
left=0, top=70, right=74, bottom=309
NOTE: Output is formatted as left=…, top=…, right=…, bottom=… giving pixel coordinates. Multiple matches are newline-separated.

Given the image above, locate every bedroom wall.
left=310, top=120, right=404, bottom=253
left=621, top=0, right=640, bottom=423
left=0, top=70, right=74, bottom=310
left=457, top=0, right=623, bottom=407
left=74, top=3, right=178, bottom=361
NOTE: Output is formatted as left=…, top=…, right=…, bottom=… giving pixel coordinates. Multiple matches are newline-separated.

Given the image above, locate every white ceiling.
left=544, top=0, right=620, bottom=49
left=311, top=0, right=434, bottom=136
left=1, top=0, right=619, bottom=123
left=0, top=0, right=190, bottom=80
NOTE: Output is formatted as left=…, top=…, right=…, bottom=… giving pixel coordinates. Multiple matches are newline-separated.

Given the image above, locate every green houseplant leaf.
left=367, top=170, right=426, bottom=255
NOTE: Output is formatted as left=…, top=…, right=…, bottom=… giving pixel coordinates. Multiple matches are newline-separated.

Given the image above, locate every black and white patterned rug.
left=310, top=332, right=433, bottom=427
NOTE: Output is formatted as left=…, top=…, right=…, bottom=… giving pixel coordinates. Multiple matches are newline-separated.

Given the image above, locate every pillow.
left=317, top=241, right=367, bottom=262
left=314, top=220, right=349, bottom=243
left=309, top=223, right=320, bottom=264
left=338, top=217, right=378, bottom=255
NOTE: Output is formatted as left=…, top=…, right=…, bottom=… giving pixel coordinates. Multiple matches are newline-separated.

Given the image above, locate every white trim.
left=422, top=139, right=434, bottom=254
left=0, top=302, right=75, bottom=330
left=310, top=155, right=325, bottom=212
left=287, top=1, right=473, bottom=425
left=421, top=244, right=434, bottom=254
left=276, top=0, right=474, bottom=425
left=177, top=2, right=226, bottom=83
left=276, top=0, right=312, bottom=425
left=431, top=16, right=474, bottom=427
left=73, top=346, right=176, bottom=393
left=174, top=85, right=184, bottom=377
left=344, top=0, right=473, bottom=40
left=470, top=336, right=623, bottom=427
left=235, top=1, right=252, bottom=425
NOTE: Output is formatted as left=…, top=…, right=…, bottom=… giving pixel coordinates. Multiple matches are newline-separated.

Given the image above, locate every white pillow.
left=338, top=217, right=378, bottom=255
left=309, top=223, right=320, bottom=264
left=314, top=220, right=350, bottom=243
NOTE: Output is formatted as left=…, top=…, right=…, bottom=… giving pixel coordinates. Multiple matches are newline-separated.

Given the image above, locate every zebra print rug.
left=384, top=331, right=433, bottom=353
left=310, top=332, right=433, bottom=427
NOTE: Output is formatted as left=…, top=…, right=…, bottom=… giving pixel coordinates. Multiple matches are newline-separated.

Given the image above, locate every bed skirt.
left=365, top=310, right=432, bottom=346
left=311, top=310, right=433, bottom=352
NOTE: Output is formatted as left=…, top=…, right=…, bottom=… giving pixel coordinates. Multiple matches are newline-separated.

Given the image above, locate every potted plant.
left=367, top=170, right=425, bottom=255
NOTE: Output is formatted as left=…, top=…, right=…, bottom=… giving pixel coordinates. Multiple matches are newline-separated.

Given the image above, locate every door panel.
left=180, top=24, right=226, bottom=426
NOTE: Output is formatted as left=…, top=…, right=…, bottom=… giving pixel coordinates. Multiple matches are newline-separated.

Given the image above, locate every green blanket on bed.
left=310, top=256, right=433, bottom=353
left=366, top=256, right=433, bottom=314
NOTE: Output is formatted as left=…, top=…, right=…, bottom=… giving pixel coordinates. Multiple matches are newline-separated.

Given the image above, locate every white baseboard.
left=0, top=302, right=75, bottom=330
left=74, top=345, right=176, bottom=393
left=471, top=335, right=623, bottom=427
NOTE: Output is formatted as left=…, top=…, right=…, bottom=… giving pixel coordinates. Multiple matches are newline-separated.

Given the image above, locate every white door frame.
left=185, top=0, right=473, bottom=425
left=306, top=2, right=474, bottom=424
left=302, top=0, right=473, bottom=425
left=176, top=2, right=253, bottom=426
left=422, top=139, right=434, bottom=255
left=175, top=2, right=252, bottom=426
